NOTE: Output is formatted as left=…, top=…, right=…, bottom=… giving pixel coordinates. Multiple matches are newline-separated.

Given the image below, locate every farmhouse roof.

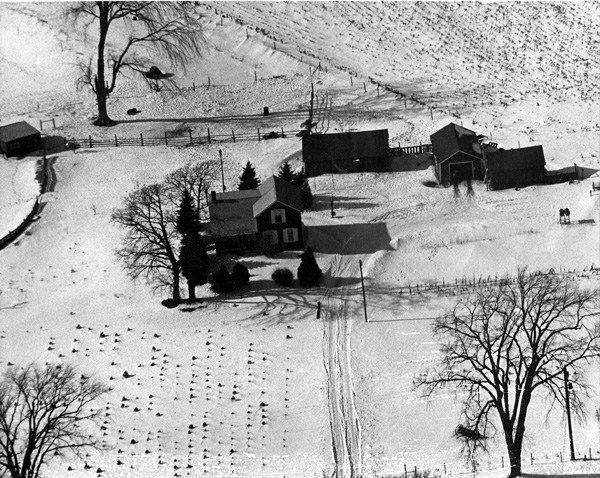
left=252, top=176, right=303, bottom=217
left=486, top=145, right=546, bottom=172
left=302, top=129, right=389, bottom=163
left=0, top=121, right=40, bottom=142
left=430, top=123, right=482, bottom=163
left=208, top=189, right=261, bottom=237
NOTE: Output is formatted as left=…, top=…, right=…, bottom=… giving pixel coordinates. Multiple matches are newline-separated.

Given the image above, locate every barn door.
left=449, top=161, right=474, bottom=182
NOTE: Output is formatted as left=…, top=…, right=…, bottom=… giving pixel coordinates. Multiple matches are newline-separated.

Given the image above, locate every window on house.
left=263, top=230, right=278, bottom=245
left=283, top=228, right=298, bottom=243
left=270, top=208, right=286, bottom=224
left=9, top=142, right=20, bottom=150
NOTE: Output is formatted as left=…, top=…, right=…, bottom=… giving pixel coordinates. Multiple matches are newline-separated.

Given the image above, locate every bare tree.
left=68, top=2, right=205, bottom=126
left=111, top=163, right=213, bottom=303
left=165, top=162, right=215, bottom=226
left=416, top=269, right=600, bottom=478
left=112, top=181, right=181, bottom=302
left=0, top=363, right=110, bottom=478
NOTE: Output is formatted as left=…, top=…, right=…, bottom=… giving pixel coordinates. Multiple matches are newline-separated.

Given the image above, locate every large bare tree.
left=112, top=162, right=214, bottom=303
left=0, top=363, right=110, bottom=478
left=112, top=181, right=182, bottom=302
left=416, top=269, right=600, bottom=478
left=69, top=2, right=205, bottom=126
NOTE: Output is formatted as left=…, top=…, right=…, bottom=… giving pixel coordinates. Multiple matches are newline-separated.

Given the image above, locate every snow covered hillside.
left=0, top=2, right=599, bottom=478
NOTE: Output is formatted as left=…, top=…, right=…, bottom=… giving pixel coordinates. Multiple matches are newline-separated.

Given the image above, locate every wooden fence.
left=390, top=144, right=433, bottom=156
left=66, top=127, right=302, bottom=150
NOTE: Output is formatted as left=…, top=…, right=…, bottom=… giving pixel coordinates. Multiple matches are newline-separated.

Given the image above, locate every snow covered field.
left=0, top=2, right=599, bottom=478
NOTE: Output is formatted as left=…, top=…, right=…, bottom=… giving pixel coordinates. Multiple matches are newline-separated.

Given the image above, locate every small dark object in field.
left=455, top=424, right=486, bottom=441
left=262, top=131, right=279, bottom=140
left=127, top=108, right=141, bottom=115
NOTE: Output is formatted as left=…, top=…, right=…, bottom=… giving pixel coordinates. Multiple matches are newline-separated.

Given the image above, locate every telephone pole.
left=219, top=148, right=225, bottom=192
left=563, top=367, right=575, bottom=461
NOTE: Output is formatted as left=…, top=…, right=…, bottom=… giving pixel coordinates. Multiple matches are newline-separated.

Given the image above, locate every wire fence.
left=397, top=266, right=600, bottom=298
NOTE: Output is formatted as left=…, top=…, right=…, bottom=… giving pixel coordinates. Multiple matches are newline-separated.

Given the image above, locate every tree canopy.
left=238, top=161, right=261, bottom=190
left=69, top=2, right=205, bottom=126
left=416, top=269, right=600, bottom=477
left=0, top=363, right=110, bottom=478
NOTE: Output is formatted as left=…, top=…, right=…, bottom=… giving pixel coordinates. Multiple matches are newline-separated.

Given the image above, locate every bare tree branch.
left=415, top=268, right=600, bottom=478
left=0, top=363, right=110, bottom=478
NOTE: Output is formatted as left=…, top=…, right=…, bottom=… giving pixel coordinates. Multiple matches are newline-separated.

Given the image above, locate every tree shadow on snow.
left=202, top=279, right=441, bottom=327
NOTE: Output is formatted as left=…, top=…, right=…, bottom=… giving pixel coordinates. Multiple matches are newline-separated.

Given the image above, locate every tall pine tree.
left=176, top=190, right=199, bottom=236
left=277, top=162, right=295, bottom=182
left=293, top=169, right=314, bottom=209
left=179, top=233, right=209, bottom=301
left=238, top=161, right=261, bottom=190
left=176, top=190, right=207, bottom=301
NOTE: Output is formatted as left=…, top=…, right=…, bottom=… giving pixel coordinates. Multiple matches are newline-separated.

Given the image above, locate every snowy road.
left=323, top=254, right=363, bottom=477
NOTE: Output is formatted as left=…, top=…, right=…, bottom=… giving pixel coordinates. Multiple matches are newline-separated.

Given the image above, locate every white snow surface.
left=0, top=2, right=599, bottom=478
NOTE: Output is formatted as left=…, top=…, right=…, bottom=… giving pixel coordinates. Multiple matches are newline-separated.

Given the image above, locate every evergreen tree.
left=230, top=262, right=250, bottom=290
left=277, top=162, right=296, bottom=182
left=238, top=161, right=261, bottom=190
left=297, top=248, right=322, bottom=287
left=210, top=265, right=232, bottom=294
left=176, top=190, right=199, bottom=235
left=179, top=233, right=209, bottom=301
left=293, top=170, right=314, bottom=209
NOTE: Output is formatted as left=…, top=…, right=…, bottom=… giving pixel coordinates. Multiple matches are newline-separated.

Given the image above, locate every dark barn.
left=485, top=145, right=546, bottom=190
left=430, top=123, right=485, bottom=184
left=0, top=121, right=42, bottom=158
left=302, top=129, right=389, bottom=177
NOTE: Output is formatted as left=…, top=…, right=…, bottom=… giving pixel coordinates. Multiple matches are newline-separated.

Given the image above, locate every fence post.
left=403, top=463, right=407, bottom=478
left=89, top=135, right=92, bottom=148
left=207, top=128, right=211, bottom=143
left=258, top=128, right=261, bottom=141
left=164, top=132, right=168, bottom=146
left=189, top=129, right=193, bottom=145
left=232, top=129, right=236, bottom=143
left=363, top=82, right=366, bottom=93
left=39, top=120, right=43, bottom=131
left=208, top=76, right=211, bottom=87
left=52, top=118, right=56, bottom=129
left=140, top=133, right=144, bottom=147
left=192, top=82, right=195, bottom=91
left=114, top=134, right=118, bottom=147
left=281, top=127, right=285, bottom=138
left=414, top=465, right=417, bottom=477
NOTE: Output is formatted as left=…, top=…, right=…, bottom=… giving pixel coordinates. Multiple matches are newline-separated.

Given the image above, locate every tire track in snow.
left=323, top=255, right=362, bottom=477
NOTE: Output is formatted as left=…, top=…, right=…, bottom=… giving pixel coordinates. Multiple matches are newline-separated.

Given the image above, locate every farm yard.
left=0, top=2, right=599, bottom=478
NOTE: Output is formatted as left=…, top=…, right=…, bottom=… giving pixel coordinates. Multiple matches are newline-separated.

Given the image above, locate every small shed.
left=485, top=145, right=546, bottom=190
left=302, top=129, right=389, bottom=177
left=0, top=122, right=42, bottom=157
left=430, top=123, right=484, bottom=184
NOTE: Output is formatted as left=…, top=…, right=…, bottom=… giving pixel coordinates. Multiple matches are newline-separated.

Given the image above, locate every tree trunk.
left=94, top=4, right=115, bottom=127
left=507, top=442, right=522, bottom=478
left=188, top=280, right=196, bottom=302
left=172, top=265, right=181, bottom=302
left=94, top=89, right=114, bottom=127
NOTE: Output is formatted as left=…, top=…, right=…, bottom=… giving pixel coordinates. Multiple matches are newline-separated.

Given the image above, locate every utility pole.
left=359, top=260, right=368, bottom=323
left=219, top=148, right=225, bottom=192
left=563, top=367, right=575, bottom=461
